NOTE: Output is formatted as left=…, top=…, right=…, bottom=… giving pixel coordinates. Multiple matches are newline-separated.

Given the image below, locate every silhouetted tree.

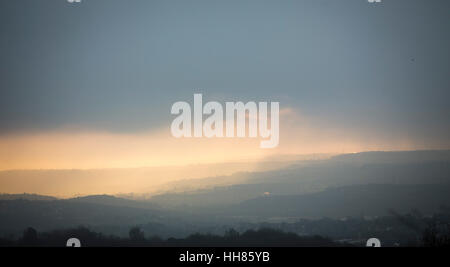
left=423, top=223, right=450, bottom=247
left=129, top=226, right=145, bottom=241
left=21, top=227, right=38, bottom=246
left=224, top=228, right=240, bottom=241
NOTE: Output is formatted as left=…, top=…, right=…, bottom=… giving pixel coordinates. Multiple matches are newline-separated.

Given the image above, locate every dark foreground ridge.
left=0, top=227, right=343, bottom=247
left=2, top=222, right=450, bottom=247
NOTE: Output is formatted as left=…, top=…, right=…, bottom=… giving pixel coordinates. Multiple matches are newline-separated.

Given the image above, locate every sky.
left=0, top=0, right=449, bottom=170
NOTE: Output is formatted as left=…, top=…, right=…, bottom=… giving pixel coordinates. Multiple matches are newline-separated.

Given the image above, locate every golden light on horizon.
left=0, top=108, right=445, bottom=197
left=0, top=128, right=271, bottom=171
left=0, top=107, right=442, bottom=172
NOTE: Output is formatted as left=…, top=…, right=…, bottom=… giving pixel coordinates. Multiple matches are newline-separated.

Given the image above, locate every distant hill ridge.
left=331, top=150, right=450, bottom=164
left=0, top=193, right=58, bottom=201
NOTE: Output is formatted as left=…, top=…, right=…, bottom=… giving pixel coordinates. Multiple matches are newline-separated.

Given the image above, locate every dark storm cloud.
left=0, top=0, right=449, bottom=143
